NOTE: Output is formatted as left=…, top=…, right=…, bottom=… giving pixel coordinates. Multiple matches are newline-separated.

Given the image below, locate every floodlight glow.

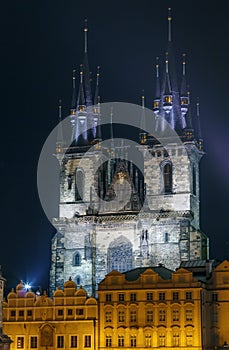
left=25, top=283, right=31, bottom=290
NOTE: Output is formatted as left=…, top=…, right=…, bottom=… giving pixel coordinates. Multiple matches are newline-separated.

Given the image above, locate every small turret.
left=180, top=53, right=189, bottom=116
left=153, top=58, right=160, bottom=114
left=163, top=53, right=173, bottom=113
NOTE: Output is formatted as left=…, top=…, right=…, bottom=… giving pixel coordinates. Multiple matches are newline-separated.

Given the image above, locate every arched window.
left=75, top=169, right=85, bottom=201
left=161, top=162, right=172, bottom=194
left=165, top=232, right=169, bottom=242
left=107, top=235, right=133, bottom=273
left=73, top=252, right=81, bottom=266
left=192, top=165, right=196, bottom=196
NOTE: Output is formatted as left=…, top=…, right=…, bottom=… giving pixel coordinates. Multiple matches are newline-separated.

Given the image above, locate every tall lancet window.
left=192, top=165, right=197, bottom=196
left=75, top=169, right=85, bottom=201
left=161, top=162, right=173, bottom=194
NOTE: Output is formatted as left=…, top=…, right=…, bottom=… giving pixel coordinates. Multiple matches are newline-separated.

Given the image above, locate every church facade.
left=50, top=14, right=209, bottom=296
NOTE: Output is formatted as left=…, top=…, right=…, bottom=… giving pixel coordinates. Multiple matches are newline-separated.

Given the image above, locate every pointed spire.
left=181, top=53, right=187, bottom=95
left=168, top=7, right=172, bottom=43
left=56, top=99, right=64, bottom=154
left=163, top=53, right=173, bottom=113
left=70, top=69, right=77, bottom=114
left=196, top=98, right=203, bottom=151
left=180, top=53, right=189, bottom=117
left=82, top=19, right=93, bottom=107
left=94, top=66, right=100, bottom=106
left=78, top=65, right=86, bottom=109
left=153, top=57, right=161, bottom=115
left=84, top=19, right=88, bottom=53
left=140, top=90, right=147, bottom=144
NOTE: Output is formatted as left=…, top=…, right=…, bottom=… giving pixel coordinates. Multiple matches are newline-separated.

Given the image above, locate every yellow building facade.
left=2, top=261, right=229, bottom=350
left=2, top=278, right=98, bottom=350
left=98, top=266, right=203, bottom=350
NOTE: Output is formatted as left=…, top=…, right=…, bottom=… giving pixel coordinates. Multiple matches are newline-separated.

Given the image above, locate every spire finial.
left=156, top=57, right=159, bottom=78
left=96, top=65, right=100, bottom=85
left=80, top=64, right=83, bottom=83
left=84, top=19, right=88, bottom=53
left=196, top=97, right=200, bottom=116
left=58, top=99, right=62, bottom=121
left=72, top=69, right=76, bottom=87
left=182, top=53, right=186, bottom=76
left=165, top=52, right=169, bottom=73
left=168, top=7, right=172, bottom=42
left=141, top=89, right=145, bottom=108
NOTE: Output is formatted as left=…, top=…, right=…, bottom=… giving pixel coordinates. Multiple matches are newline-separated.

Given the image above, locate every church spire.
left=180, top=54, right=188, bottom=117
left=83, top=19, right=93, bottom=107
left=196, top=99, right=203, bottom=151
left=78, top=65, right=86, bottom=110
left=56, top=99, right=64, bottom=154
left=163, top=53, right=173, bottom=113
left=153, top=57, right=160, bottom=115
left=70, top=69, right=77, bottom=114
left=94, top=66, right=100, bottom=107
left=168, top=7, right=172, bottom=42
left=140, top=91, right=147, bottom=144
left=84, top=18, right=88, bottom=53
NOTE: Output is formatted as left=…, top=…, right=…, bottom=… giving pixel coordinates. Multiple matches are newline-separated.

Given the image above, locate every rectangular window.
left=106, top=335, right=112, bottom=347
left=84, top=335, right=91, bottom=348
left=17, top=336, right=24, bottom=349
left=76, top=309, right=84, bottom=315
left=159, top=309, right=166, bottom=322
left=118, top=335, right=124, bottom=347
left=145, top=334, right=151, bottom=347
left=27, top=310, right=32, bottom=317
left=105, top=294, right=112, bottom=302
left=211, top=293, right=218, bottom=302
left=68, top=309, right=73, bottom=316
left=146, top=292, right=153, bottom=301
left=19, top=310, right=24, bottom=317
left=105, top=311, right=112, bottom=323
left=10, top=310, right=16, bottom=317
left=159, top=292, right=165, bottom=301
left=130, top=335, right=136, bottom=347
left=172, top=309, right=179, bottom=322
left=159, top=333, right=165, bottom=347
left=172, top=292, right=179, bottom=301
left=146, top=310, right=153, bottom=322
left=130, top=310, right=137, bottom=322
left=58, top=309, right=63, bottom=316
left=186, top=332, right=193, bottom=346
left=70, top=336, right=78, bottom=348
left=185, top=291, right=192, bottom=300
left=186, top=309, right=193, bottom=321
left=118, top=293, right=125, bottom=302
left=57, top=336, right=64, bottom=348
left=118, top=310, right=125, bottom=322
left=30, top=336, right=38, bottom=348
left=172, top=333, right=179, bottom=346
left=130, top=293, right=136, bottom=302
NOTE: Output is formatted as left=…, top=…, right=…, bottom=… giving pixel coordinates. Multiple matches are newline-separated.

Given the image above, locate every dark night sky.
left=2, top=0, right=229, bottom=292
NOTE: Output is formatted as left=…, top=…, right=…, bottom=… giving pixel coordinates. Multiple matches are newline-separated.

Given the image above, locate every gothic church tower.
left=50, top=14, right=209, bottom=296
